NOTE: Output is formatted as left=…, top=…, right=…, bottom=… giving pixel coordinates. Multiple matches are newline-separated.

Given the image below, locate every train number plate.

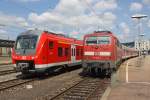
left=18, top=63, right=29, bottom=68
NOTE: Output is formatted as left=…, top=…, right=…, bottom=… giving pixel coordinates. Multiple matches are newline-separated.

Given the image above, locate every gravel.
left=0, top=69, right=83, bottom=100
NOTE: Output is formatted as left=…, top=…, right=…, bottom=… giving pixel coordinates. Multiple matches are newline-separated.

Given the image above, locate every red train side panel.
left=82, top=31, right=138, bottom=74
left=12, top=30, right=83, bottom=74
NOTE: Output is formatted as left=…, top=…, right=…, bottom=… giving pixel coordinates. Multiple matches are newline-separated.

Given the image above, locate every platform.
left=102, top=56, right=150, bottom=100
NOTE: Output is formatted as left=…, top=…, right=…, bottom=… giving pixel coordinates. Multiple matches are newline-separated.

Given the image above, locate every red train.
left=12, top=30, right=83, bottom=74
left=82, top=31, right=138, bottom=75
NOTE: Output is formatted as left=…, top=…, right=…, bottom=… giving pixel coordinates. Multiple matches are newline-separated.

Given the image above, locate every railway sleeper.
left=63, top=94, right=87, bottom=99
left=65, top=92, right=90, bottom=97
left=77, top=84, right=99, bottom=87
left=75, top=86, right=97, bottom=89
left=63, top=96, right=86, bottom=100
left=70, top=88, right=95, bottom=92
left=67, top=90, right=92, bottom=94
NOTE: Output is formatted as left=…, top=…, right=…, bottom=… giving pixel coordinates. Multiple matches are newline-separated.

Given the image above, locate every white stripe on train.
left=84, top=52, right=111, bottom=56
left=13, top=60, right=82, bottom=68
left=35, top=60, right=82, bottom=68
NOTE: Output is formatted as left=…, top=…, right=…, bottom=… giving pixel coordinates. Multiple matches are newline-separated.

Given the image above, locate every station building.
left=135, top=39, right=150, bottom=54
left=0, top=39, right=15, bottom=56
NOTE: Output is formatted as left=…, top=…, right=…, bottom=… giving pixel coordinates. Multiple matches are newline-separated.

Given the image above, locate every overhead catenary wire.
left=81, top=0, right=106, bottom=31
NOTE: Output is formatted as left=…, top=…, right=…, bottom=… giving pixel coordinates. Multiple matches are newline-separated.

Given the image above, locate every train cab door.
left=71, top=45, right=76, bottom=63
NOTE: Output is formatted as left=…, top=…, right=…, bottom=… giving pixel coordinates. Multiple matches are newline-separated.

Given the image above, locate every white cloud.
left=0, top=29, right=9, bottom=39
left=94, top=0, right=117, bottom=11
left=0, top=29, right=7, bottom=34
left=28, top=0, right=117, bottom=37
left=148, top=20, right=150, bottom=27
left=130, top=2, right=143, bottom=12
left=120, top=22, right=130, bottom=34
left=118, top=22, right=130, bottom=41
left=0, top=12, right=28, bottom=28
left=28, top=12, right=116, bottom=36
left=54, top=0, right=87, bottom=17
left=28, top=12, right=64, bottom=24
left=143, top=0, right=150, bottom=5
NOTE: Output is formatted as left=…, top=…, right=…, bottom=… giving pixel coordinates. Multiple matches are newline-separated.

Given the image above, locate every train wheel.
left=81, top=67, right=89, bottom=76
left=90, top=68, right=97, bottom=76
left=106, top=68, right=113, bottom=77
left=113, top=67, right=117, bottom=72
left=82, top=67, right=88, bottom=73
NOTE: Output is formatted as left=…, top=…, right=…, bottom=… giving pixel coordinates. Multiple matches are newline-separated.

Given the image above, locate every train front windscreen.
left=85, top=36, right=110, bottom=45
left=15, top=35, right=39, bottom=55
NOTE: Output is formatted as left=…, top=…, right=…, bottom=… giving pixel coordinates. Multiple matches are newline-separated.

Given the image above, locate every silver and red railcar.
left=82, top=31, right=138, bottom=74
left=12, top=30, right=83, bottom=74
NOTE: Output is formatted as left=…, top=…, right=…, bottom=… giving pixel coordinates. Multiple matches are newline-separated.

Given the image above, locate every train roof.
left=19, top=30, right=73, bottom=39
left=84, top=31, right=115, bottom=38
left=94, top=31, right=112, bottom=34
left=18, top=30, right=82, bottom=43
left=19, top=30, right=43, bottom=36
left=44, top=31, right=71, bottom=38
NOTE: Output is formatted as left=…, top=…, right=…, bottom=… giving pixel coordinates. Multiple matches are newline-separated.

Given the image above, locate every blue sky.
left=0, top=0, right=150, bottom=42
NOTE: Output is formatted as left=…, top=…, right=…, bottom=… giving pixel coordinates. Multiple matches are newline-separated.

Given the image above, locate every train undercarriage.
left=82, top=60, right=116, bottom=76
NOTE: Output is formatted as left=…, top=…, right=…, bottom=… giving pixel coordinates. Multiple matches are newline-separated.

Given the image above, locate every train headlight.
left=99, top=52, right=111, bottom=56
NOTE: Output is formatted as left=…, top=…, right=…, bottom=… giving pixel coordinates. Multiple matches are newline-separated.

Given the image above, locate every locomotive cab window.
left=16, top=35, right=38, bottom=50
left=97, top=36, right=110, bottom=44
left=86, top=37, right=97, bottom=45
left=49, top=41, right=54, bottom=49
left=86, top=36, right=110, bottom=45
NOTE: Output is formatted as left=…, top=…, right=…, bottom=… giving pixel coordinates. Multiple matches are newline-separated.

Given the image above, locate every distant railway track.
left=0, top=70, right=16, bottom=76
left=0, top=63, right=12, bottom=66
left=0, top=78, right=34, bottom=91
left=45, top=78, right=110, bottom=100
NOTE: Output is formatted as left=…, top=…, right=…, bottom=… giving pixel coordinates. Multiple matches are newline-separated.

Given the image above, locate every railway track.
left=0, top=67, right=82, bottom=92
left=44, top=78, right=110, bottom=100
left=0, top=70, right=16, bottom=76
left=0, top=78, right=34, bottom=91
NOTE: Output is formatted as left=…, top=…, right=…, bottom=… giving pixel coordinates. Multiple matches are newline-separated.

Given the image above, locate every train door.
left=71, top=45, right=76, bottom=63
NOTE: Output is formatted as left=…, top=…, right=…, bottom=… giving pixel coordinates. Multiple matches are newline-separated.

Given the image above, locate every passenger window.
left=65, top=48, right=69, bottom=56
left=49, top=41, right=54, bottom=49
left=58, top=47, right=63, bottom=57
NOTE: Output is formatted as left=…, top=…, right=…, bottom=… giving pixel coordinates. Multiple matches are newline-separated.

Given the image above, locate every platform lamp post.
left=140, top=34, right=145, bottom=55
left=131, top=15, right=147, bottom=56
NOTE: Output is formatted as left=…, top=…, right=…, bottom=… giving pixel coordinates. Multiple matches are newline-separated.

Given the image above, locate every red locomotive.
left=82, top=31, right=137, bottom=75
left=12, top=30, right=83, bottom=74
